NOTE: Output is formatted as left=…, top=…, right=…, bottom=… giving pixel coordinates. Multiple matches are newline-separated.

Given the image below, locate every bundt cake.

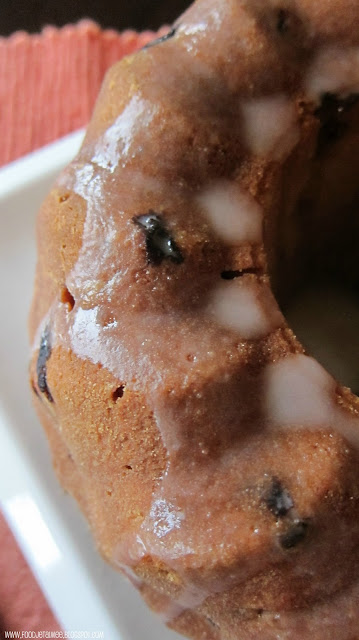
left=29, top=0, right=359, bottom=637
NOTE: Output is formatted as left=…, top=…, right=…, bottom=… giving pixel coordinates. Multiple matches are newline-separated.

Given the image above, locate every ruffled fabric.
left=0, top=21, right=164, bottom=166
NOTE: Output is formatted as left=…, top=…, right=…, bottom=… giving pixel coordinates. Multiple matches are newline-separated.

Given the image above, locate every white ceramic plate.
left=0, top=131, right=181, bottom=639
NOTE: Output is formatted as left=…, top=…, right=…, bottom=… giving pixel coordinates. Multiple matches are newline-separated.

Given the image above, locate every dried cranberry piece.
left=265, top=477, right=294, bottom=518
left=133, top=211, right=184, bottom=265
left=112, top=385, right=125, bottom=401
left=280, top=519, right=309, bottom=549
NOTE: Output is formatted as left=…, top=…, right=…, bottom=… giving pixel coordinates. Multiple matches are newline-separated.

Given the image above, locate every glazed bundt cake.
left=29, top=0, right=359, bottom=638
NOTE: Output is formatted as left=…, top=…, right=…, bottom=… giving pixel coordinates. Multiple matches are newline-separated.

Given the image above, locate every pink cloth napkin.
left=0, top=20, right=162, bottom=634
left=0, top=21, right=165, bottom=167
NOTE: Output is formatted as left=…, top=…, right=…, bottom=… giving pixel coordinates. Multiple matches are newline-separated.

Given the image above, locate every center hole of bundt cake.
left=270, top=96, right=359, bottom=393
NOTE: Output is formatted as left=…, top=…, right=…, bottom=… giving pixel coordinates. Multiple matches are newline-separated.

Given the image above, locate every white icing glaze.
left=158, top=584, right=208, bottom=624
left=116, top=561, right=143, bottom=590
left=241, top=94, right=300, bottom=160
left=56, top=300, right=239, bottom=393
left=68, top=305, right=168, bottom=387
left=70, top=164, right=120, bottom=304
left=58, top=162, right=165, bottom=308
left=91, top=95, right=157, bottom=171
left=180, top=22, right=207, bottom=37
left=265, top=354, right=359, bottom=449
left=197, top=180, right=263, bottom=244
left=148, top=498, right=185, bottom=539
left=179, top=0, right=222, bottom=53
left=305, top=47, right=359, bottom=101
left=265, top=354, right=336, bottom=427
left=208, top=278, right=284, bottom=339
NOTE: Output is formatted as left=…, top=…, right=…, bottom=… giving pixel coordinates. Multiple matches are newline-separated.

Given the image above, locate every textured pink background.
left=0, top=21, right=161, bottom=634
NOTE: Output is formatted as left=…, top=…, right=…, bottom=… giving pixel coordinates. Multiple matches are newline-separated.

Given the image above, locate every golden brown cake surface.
left=29, top=1, right=359, bottom=638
